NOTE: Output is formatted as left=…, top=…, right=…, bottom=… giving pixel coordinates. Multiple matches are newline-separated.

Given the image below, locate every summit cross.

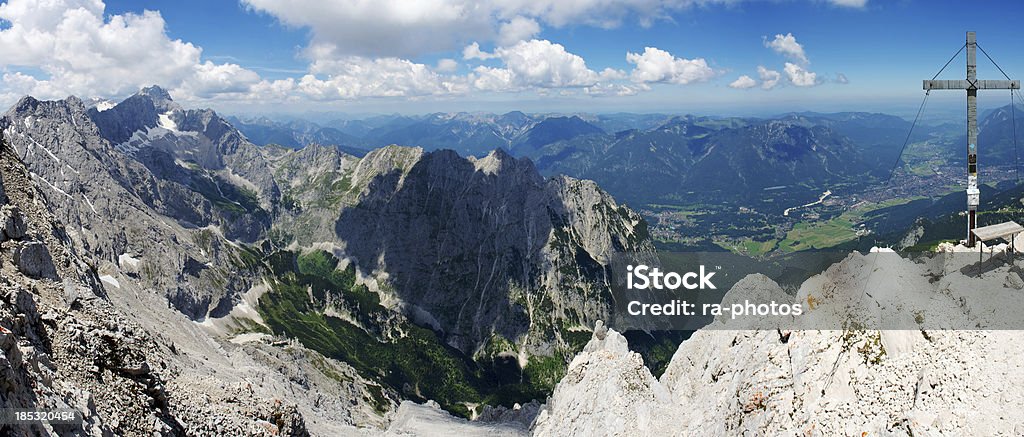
left=923, top=31, right=1019, bottom=246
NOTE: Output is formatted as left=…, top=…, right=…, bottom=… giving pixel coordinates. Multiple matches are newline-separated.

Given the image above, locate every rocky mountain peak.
left=328, top=144, right=652, bottom=354
left=468, top=147, right=535, bottom=176
left=11, top=95, right=40, bottom=113
left=137, top=85, right=177, bottom=110
left=655, top=116, right=710, bottom=137
left=500, top=110, right=529, bottom=124
left=84, top=85, right=188, bottom=145
left=532, top=321, right=673, bottom=436
left=7, top=94, right=87, bottom=121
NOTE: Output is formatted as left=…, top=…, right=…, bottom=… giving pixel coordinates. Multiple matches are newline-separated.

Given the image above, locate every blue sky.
left=3, top=0, right=1024, bottom=116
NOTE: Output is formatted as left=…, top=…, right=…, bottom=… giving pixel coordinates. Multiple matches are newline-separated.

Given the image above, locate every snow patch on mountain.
left=158, top=110, right=179, bottom=132
left=82, top=193, right=98, bottom=214
left=28, top=171, right=71, bottom=198
left=95, top=100, right=116, bottom=112
left=99, top=274, right=121, bottom=289
left=114, top=122, right=196, bottom=155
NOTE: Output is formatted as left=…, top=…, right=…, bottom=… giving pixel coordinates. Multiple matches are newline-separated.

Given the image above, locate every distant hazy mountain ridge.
left=239, top=109, right=925, bottom=211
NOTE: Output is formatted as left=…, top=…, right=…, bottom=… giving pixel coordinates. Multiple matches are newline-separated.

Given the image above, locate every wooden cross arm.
left=924, top=79, right=1020, bottom=90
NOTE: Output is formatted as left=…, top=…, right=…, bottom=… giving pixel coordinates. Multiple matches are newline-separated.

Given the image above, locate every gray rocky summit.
left=533, top=250, right=1024, bottom=436
left=319, top=145, right=652, bottom=354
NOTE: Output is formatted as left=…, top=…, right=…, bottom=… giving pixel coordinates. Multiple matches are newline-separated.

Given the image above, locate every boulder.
left=14, top=241, right=57, bottom=279
left=1006, top=271, right=1024, bottom=290
left=0, top=205, right=26, bottom=241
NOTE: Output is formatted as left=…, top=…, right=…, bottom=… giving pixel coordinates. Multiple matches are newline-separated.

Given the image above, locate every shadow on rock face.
left=334, top=149, right=544, bottom=353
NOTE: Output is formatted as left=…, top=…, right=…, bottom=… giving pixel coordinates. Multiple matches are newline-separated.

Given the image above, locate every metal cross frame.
left=924, top=31, right=1020, bottom=246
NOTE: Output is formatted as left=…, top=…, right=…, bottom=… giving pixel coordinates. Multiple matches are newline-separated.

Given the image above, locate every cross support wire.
left=923, top=31, right=1020, bottom=246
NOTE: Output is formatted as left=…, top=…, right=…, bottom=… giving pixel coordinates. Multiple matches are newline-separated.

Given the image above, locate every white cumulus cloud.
left=764, top=33, right=808, bottom=65
left=757, top=66, right=781, bottom=90
left=183, top=62, right=262, bottom=98
left=483, top=39, right=603, bottom=88
left=625, top=47, right=718, bottom=84
left=755, top=33, right=823, bottom=90
left=728, top=75, right=757, bottom=89
left=498, top=16, right=541, bottom=46
left=0, top=0, right=261, bottom=102
left=242, top=0, right=731, bottom=57
left=471, top=66, right=517, bottom=92
left=242, top=0, right=491, bottom=58
left=247, top=78, right=298, bottom=101
left=463, top=42, right=497, bottom=60
left=461, top=39, right=638, bottom=94
left=784, top=62, right=818, bottom=87
left=2, top=0, right=845, bottom=105
left=299, top=56, right=467, bottom=99
left=296, top=39, right=623, bottom=99
left=436, top=58, right=460, bottom=73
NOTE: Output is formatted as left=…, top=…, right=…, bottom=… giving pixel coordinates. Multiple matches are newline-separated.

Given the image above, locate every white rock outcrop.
left=533, top=321, right=675, bottom=436
left=534, top=250, right=1024, bottom=436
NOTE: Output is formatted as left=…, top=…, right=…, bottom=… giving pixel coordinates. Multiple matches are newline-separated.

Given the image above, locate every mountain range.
left=5, top=83, right=1024, bottom=434
left=231, top=108, right=946, bottom=212
left=0, top=86, right=652, bottom=432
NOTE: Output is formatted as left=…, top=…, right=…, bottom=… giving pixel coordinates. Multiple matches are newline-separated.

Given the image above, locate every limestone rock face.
left=325, top=146, right=654, bottom=355
left=1, top=92, right=268, bottom=319
left=0, top=132, right=311, bottom=435
left=0, top=102, right=390, bottom=436
left=533, top=322, right=675, bottom=437
left=262, top=140, right=655, bottom=357
left=537, top=251, right=1024, bottom=436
